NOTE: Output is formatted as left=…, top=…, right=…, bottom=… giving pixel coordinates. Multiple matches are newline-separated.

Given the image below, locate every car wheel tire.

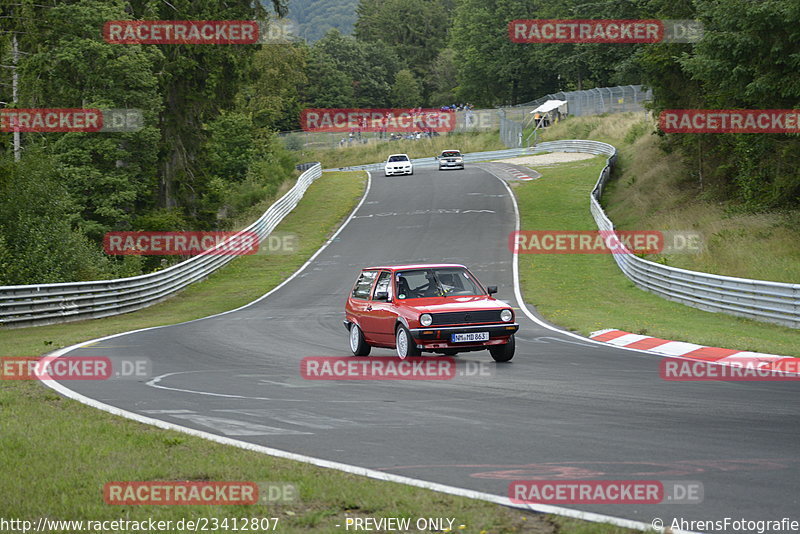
left=489, top=335, right=515, bottom=362
left=349, top=324, right=371, bottom=356
left=395, top=325, right=420, bottom=359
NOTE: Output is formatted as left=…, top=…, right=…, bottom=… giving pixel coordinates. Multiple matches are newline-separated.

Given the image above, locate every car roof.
left=387, top=153, right=410, bottom=158
left=441, top=149, right=461, bottom=153
left=362, top=263, right=468, bottom=271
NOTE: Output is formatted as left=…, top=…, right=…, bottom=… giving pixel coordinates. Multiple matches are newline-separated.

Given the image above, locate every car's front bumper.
left=439, top=161, right=464, bottom=169
left=385, top=167, right=412, bottom=175
left=409, top=323, right=518, bottom=348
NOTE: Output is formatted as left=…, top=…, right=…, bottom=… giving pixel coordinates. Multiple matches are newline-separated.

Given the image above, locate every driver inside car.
left=419, top=271, right=442, bottom=297
left=438, top=273, right=461, bottom=295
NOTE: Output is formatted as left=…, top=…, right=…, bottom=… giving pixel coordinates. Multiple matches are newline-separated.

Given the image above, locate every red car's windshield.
left=395, top=268, right=483, bottom=299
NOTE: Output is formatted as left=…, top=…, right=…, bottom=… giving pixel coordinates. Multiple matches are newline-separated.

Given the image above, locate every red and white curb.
left=590, top=329, right=800, bottom=374
left=497, top=164, right=536, bottom=181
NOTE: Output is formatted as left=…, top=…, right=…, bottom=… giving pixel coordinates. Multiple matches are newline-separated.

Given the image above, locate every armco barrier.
left=329, top=146, right=536, bottom=172
left=0, top=163, right=323, bottom=329
left=534, top=140, right=799, bottom=329
left=5, top=141, right=798, bottom=330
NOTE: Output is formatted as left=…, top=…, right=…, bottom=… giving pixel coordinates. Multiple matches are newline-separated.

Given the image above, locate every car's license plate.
left=451, top=332, right=489, bottom=343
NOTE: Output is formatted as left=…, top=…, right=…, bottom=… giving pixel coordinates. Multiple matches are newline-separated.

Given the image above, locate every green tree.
left=450, top=0, right=557, bottom=106
left=428, top=48, right=459, bottom=105
left=0, top=149, right=124, bottom=284
left=302, top=29, right=401, bottom=108
left=237, top=43, right=308, bottom=131
left=641, top=0, right=800, bottom=208
left=13, top=0, right=163, bottom=239
left=355, top=0, right=454, bottom=88
left=391, top=69, right=423, bottom=107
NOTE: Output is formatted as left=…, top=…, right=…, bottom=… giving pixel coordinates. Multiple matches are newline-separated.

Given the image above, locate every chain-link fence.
left=279, top=85, right=652, bottom=150
left=499, top=85, right=653, bottom=147
left=278, top=109, right=501, bottom=151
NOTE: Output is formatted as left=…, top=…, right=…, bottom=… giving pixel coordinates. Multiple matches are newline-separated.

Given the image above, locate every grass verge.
left=0, top=170, right=633, bottom=534
left=539, top=113, right=800, bottom=283
left=514, top=157, right=800, bottom=356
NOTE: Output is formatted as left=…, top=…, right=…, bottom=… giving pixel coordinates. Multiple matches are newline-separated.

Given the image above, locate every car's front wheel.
left=489, top=335, right=515, bottom=362
left=349, top=324, right=371, bottom=356
left=395, top=325, right=420, bottom=359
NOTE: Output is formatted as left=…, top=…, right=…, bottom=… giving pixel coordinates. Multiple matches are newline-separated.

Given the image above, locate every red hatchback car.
left=344, top=264, right=519, bottom=361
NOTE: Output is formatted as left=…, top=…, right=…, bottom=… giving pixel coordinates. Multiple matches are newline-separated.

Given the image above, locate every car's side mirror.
left=374, top=291, right=389, bottom=301
left=487, top=286, right=498, bottom=295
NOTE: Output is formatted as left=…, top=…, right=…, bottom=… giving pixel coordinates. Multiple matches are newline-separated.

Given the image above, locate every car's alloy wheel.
left=395, top=326, right=420, bottom=359
left=349, top=324, right=371, bottom=356
left=489, top=335, right=515, bottom=362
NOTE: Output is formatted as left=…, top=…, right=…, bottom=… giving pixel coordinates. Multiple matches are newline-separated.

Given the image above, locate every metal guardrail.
left=5, top=140, right=797, bottom=330
left=0, top=164, right=323, bottom=329
left=535, top=140, right=800, bottom=329
left=328, top=147, right=536, bottom=173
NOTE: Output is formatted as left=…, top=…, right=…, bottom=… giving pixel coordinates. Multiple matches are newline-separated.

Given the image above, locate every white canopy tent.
left=530, top=99, right=568, bottom=114
left=525, top=99, right=569, bottom=145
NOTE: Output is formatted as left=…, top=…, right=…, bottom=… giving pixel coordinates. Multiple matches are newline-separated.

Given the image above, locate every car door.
left=365, top=271, right=396, bottom=345
left=348, top=270, right=378, bottom=340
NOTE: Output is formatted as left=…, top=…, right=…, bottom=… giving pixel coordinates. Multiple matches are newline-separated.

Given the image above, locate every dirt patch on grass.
left=496, top=152, right=597, bottom=166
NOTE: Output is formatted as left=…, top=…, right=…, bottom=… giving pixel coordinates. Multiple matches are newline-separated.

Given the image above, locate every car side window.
left=372, top=271, right=391, bottom=300
left=352, top=270, right=378, bottom=300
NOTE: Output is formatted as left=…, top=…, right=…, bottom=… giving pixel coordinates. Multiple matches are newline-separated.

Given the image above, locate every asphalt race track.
left=55, top=164, right=800, bottom=531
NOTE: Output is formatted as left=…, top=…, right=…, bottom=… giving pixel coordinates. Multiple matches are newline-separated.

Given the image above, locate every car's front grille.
left=430, top=310, right=502, bottom=325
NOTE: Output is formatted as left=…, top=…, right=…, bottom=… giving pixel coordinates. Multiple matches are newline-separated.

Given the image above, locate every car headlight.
left=420, top=313, right=433, bottom=326
left=501, top=309, right=513, bottom=322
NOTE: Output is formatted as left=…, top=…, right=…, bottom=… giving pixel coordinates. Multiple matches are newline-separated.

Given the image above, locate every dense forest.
left=0, top=0, right=798, bottom=285
left=285, top=0, right=359, bottom=42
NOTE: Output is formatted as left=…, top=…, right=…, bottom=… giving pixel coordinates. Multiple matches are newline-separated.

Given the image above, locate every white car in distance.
left=384, top=154, right=414, bottom=176
left=437, top=149, right=464, bottom=170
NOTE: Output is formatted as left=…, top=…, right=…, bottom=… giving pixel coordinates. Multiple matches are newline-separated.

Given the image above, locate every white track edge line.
left=39, top=168, right=685, bottom=533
